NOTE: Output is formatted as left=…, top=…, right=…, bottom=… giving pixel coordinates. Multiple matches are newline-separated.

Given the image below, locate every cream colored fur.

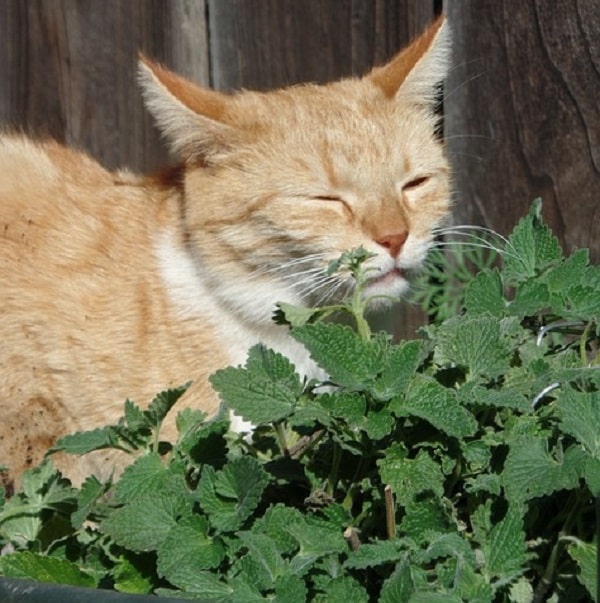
left=0, top=18, right=451, bottom=489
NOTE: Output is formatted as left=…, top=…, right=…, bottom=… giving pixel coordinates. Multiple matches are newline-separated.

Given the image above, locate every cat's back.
left=1, top=134, right=126, bottom=235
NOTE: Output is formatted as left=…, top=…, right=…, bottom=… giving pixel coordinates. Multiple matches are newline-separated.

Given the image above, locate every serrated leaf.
left=416, top=531, right=476, bottom=566
left=114, top=453, right=180, bottom=503
left=291, top=323, right=383, bottom=390
left=158, top=572, right=233, bottom=599
left=210, top=345, right=301, bottom=424
left=253, top=504, right=304, bottom=555
left=371, top=340, right=423, bottom=401
left=274, top=301, right=323, bottom=327
left=51, top=426, right=126, bottom=455
left=557, top=388, right=600, bottom=456
left=273, top=573, right=307, bottom=603
left=102, top=484, right=192, bottom=551
left=464, top=268, right=506, bottom=316
left=487, top=504, right=528, bottom=578
left=567, top=539, right=597, bottom=602
left=400, top=500, right=450, bottom=539
left=508, top=280, right=551, bottom=317
left=433, top=315, right=512, bottom=379
left=314, top=576, right=368, bottom=602
left=146, top=384, right=190, bottom=427
left=157, top=516, right=224, bottom=588
left=393, top=375, right=477, bottom=438
left=504, top=199, right=563, bottom=283
left=71, top=475, right=105, bottom=529
left=112, top=555, right=154, bottom=594
left=0, top=552, right=96, bottom=587
left=543, top=248, right=589, bottom=293
left=379, top=558, right=415, bottom=603
left=237, top=531, right=286, bottom=591
left=344, top=540, right=404, bottom=569
left=502, top=437, right=581, bottom=502
left=197, top=457, right=269, bottom=532
left=378, top=446, right=444, bottom=501
left=285, top=519, right=347, bottom=575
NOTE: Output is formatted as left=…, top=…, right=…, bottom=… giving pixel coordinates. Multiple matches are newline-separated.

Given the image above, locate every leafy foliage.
left=1, top=201, right=599, bottom=601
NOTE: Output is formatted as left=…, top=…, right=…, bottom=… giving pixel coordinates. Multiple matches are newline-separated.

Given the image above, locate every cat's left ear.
left=368, top=16, right=450, bottom=107
left=138, top=55, right=235, bottom=162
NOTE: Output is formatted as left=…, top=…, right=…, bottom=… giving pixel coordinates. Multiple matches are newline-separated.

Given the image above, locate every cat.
left=0, top=17, right=450, bottom=490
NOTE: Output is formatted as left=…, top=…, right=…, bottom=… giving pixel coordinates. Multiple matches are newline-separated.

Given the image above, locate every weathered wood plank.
left=445, top=0, right=600, bottom=261
left=0, top=0, right=209, bottom=172
left=207, top=0, right=437, bottom=90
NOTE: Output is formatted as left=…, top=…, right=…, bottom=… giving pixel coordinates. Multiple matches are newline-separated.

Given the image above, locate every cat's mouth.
left=369, top=268, right=405, bottom=284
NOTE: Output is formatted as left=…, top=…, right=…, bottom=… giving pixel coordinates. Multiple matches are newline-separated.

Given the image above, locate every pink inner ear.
left=368, top=16, right=445, bottom=98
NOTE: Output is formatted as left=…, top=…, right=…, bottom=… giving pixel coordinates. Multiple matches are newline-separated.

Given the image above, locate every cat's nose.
left=376, top=232, right=408, bottom=258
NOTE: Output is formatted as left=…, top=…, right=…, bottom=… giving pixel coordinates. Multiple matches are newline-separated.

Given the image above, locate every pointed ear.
left=368, top=16, right=450, bottom=106
left=138, top=55, right=234, bottom=162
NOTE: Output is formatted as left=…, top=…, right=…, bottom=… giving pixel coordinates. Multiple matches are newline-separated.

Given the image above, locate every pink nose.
left=376, top=232, right=408, bottom=258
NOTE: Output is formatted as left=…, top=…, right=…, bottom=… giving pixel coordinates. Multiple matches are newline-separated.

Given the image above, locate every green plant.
left=1, top=200, right=599, bottom=602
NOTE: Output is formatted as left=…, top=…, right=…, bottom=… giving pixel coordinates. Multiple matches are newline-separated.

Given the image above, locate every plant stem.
left=273, top=422, right=290, bottom=457
left=327, top=442, right=342, bottom=496
left=384, top=485, right=396, bottom=540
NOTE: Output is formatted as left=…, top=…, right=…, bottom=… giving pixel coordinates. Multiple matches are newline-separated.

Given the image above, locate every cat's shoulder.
left=0, top=133, right=114, bottom=192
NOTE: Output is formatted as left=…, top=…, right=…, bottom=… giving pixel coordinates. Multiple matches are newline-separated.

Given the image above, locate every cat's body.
left=0, top=18, right=451, bottom=489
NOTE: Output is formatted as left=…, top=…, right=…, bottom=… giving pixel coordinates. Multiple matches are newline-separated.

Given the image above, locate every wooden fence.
left=1, top=0, right=598, bottom=338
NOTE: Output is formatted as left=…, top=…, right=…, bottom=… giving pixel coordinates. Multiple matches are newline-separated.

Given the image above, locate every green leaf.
left=314, top=576, right=368, bottom=602
left=504, top=199, right=563, bottom=283
left=102, top=481, right=192, bottom=552
left=291, top=323, right=383, bottom=390
left=237, top=531, right=286, bottom=591
left=371, top=340, right=423, bottom=401
left=112, top=555, right=154, bottom=594
left=274, top=301, right=324, bottom=327
left=209, top=345, right=301, bottom=424
left=433, top=315, right=512, bottom=379
left=0, top=552, right=96, bottom=587
left=197, top=457, right=270, bottom=532
left=158, top=573, right=233, bottom=599
left=464, top=268, right=505, bottom=316
left=567, top=539, right=597, bottom=602
left=344, top=540, right=404, bottom=569
left=285, top=519, right=347, bottom=575
left=71, top=475, right=105, bottom=529
left=114, top=453, right=184, bottom=503
left=379, top=559, right=415, bottom=603
left=508, top=280, right=551, bottom=317
left=146, top=384, right=190, bottom=427
left=557, top=388, right=600, bottom=456
left=253, top=504, right=304, bottom=555
left=487, top=504, right=529, bottom=579
left=393, top=375, right=477, bottom=438
left=502, top=436, right=581, bottom=502
left=378, top=445, right=444, bottom=501
left=273, top=573, right=307, bottom=603
left=157, top=516, right=225, bottom=588
left=51, top=426, right=126, bottom=455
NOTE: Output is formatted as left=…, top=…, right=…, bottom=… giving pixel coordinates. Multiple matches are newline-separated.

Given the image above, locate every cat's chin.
left=362, top=268, right=409, bottom=307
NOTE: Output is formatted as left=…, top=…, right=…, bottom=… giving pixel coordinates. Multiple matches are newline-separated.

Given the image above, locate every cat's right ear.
left=138, top=55, right=234, bottom=162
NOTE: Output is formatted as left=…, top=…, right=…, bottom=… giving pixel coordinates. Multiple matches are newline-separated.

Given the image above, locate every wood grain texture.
left=445, top=0, right=600, bottom=261
left=0, top=0, right=209, bottom=172
left=207, top=0, right=436, bottom=90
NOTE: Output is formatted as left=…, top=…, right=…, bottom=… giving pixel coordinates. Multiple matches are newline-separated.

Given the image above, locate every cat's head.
left=140, top=18, right=451, bottom=322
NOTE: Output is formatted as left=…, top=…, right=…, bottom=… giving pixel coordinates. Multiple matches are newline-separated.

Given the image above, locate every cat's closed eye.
left=402, top=175, right=431, bottom=191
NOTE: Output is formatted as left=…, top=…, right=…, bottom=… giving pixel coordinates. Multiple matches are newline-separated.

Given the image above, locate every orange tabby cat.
left=0, top=18, right=450, bottom=489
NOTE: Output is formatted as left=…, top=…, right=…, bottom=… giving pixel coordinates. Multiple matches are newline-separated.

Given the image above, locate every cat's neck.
left=154, top=225, right=322, bottom=381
